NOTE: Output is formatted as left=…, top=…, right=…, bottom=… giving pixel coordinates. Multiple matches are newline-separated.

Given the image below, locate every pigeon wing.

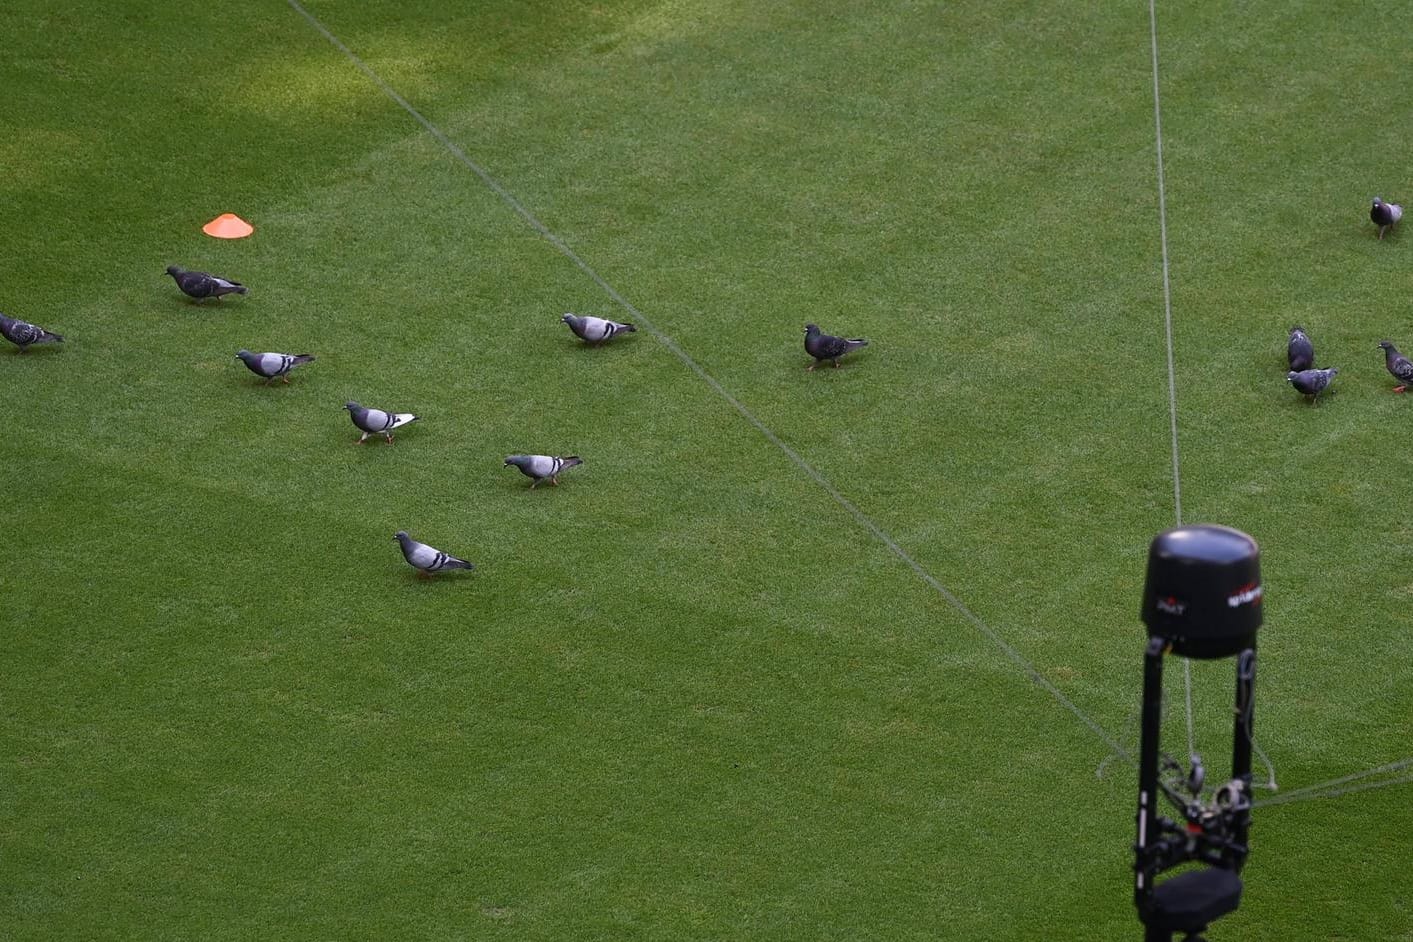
left=357, top=408, right=392, bottom=433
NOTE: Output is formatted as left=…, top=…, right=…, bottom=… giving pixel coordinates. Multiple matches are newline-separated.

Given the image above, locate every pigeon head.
left=1379, top=340, right=1395, bottom=351
left=236, top=349, right=252, bottom=360
left=166, top=265, right=183, bottom=277
left=805, top=323, right=820, bottom=335
left=505, top=455, right=528, bottom=470
left=562, top=313, right=578, bottom=323
left=394, top=531, right=409, bottom=542
left=343, top=401, right=360, bottom=412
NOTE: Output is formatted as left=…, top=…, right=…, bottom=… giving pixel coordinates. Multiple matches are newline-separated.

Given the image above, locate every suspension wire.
left=1182, top=658, right=1196, bottom=760
left=1255, top=772, right=1413, bottom=809
left=1253, top=757, right=1413, bottom=808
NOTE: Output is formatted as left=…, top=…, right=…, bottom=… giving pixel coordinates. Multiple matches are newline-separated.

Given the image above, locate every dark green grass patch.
left=3, top=0, right=1411, bottom=939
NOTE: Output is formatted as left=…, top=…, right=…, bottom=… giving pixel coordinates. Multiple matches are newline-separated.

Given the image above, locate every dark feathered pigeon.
left=167, top=265, right=248, bottom=301
left=1287, top=326, right=1314, bottom=372
left=0, top=311, right=64, bottom=352
left=1378, top=340, right=1413, bottom=392
left=1371, top=198, right=1403, bottom=240
left=1287, top=367, right=1338, bottom=403
left=395, top=531, right=474, bottom=577
left=804, top=323, right=869, bottom=370
left=562, top=312, right=636, bottom=344
left=237, top=350, right=314, bottom=384
left=505, top=454, right=582, bottom=488
left=344, top=401, right=418, bottom=444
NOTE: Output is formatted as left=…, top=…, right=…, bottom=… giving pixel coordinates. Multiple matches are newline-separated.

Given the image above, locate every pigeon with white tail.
left=804, top=323, right=869, bottom=370
left=395, top=531, right=474, bottom=577
left=344, top=401, right=418, bottom=444
left=237, top=350, right=314, bottom=385
left=562, top=313, right=636, bottom=344
left=167, top=265, right=248, bottom=301
left=505, top=454, right=582, bottom=488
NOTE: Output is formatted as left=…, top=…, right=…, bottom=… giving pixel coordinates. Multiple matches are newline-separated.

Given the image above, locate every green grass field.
left=4, top=1, right=1411, bottom=938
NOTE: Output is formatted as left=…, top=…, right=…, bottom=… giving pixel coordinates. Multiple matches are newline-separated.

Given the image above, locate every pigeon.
left=394, top=531, right=474, bottom=577
left=804, top=323, right=869, bottom=370
left=1287, top=367, right=1338, bottom=404
left=562, top=312, right=636, bottom=344
left=504, top=454, right=583, bottom=488
left=0, top=311, right=64, bottom=352
left=1287, top=326, right=1314, bottom=372
left=1378, top=340, right=1413, bottom=392
left=167, top=265, right=248, bottom=301
left=236, top=350, right=315, bottom=385
left=344, top=401, right=418, bottom=444
left=1371, top=198, right=1403, bottom=240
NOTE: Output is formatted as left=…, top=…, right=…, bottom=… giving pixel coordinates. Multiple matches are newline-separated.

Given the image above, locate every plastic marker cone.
left=202, top=213, right=254, bottom=239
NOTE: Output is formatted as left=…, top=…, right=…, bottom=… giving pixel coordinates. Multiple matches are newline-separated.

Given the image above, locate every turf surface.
left=3, top=0, right=1411, bottom=939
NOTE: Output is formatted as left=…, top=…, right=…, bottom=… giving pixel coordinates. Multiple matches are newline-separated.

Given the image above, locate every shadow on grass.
left=798, top=349, right=875, bottom=373
left=227, top=374, right=315, bottom=391
left=4, top=345, right=66, bottom=357
left=399, top=569, right=476, bottom=587
left=1284, top=389, right=1340, bottom=409
left=500, top=476, right=580, bottom=492
left=346, top=427, right=424, bottom=447
left=561, top=337, right=639, bottom=354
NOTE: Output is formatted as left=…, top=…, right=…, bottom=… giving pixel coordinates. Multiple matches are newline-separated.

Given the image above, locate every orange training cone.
left=203, top=213, right=254, bottom=239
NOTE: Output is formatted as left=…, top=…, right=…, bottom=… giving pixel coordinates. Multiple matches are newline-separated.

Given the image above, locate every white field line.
left=286, top=0, right=1132, bottom=761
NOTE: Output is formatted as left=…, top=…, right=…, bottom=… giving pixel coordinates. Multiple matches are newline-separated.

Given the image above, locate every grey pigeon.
left=1372, top=198, right=1403, bottom=239
left=562, top=312, right=636, bottom=344
left=237, top=350, right=315, bottom=384
left=1287, top=367, right=1338, bottom=404
left=804, top=323, right=869, bottom=370
left=1378, top=340, right=1413, bottom=392
left=0, top=311, right=64, bottom=352
left=505, top=454, right=583, bottom=488
left=395, top=531, right=474, bottom=576
left=1287, top=326, right=1314, bottom=372
left=167, top=265, right=248, bottom=301
left=344, top=401, right=418, bottom=444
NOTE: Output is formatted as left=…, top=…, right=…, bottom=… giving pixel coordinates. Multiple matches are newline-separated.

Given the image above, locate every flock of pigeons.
left=2, top=265, right=871, bottom=577
left=1288, top=329, right=1413, bottom=404
left=13, top=199, right=1397, bottom=567
left=1284, top=198, right=1410, bottom=403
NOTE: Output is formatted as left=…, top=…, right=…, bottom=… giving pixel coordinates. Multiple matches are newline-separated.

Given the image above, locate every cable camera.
left=1134, top=525, right=1261, bottom=942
